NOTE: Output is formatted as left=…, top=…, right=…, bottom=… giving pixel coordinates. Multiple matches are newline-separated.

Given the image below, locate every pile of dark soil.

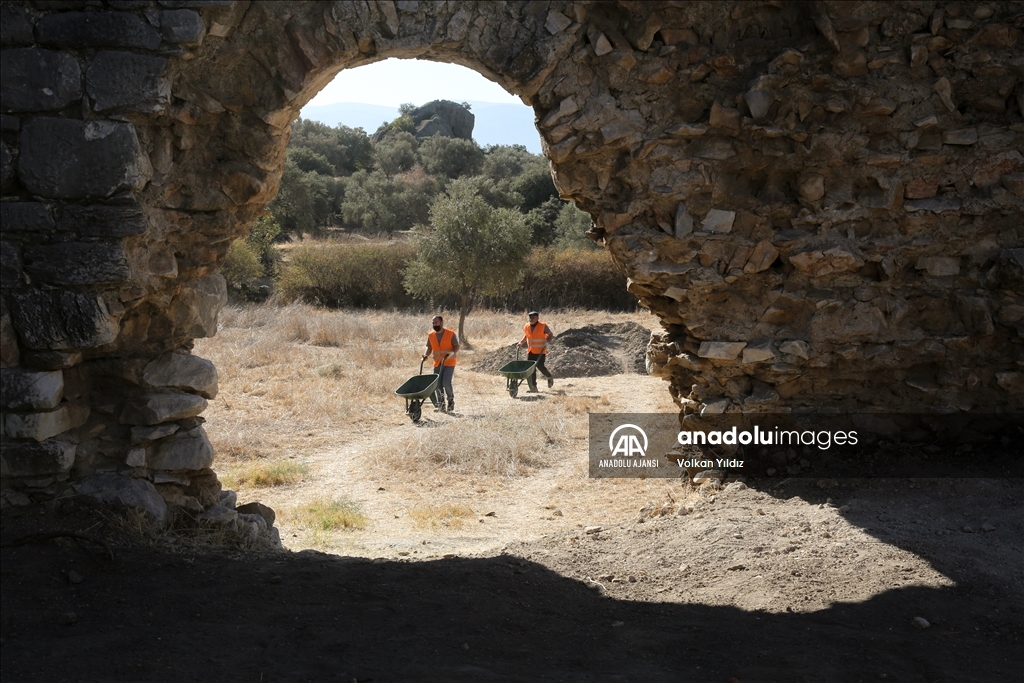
left=471, top=322, right=650, bottom=378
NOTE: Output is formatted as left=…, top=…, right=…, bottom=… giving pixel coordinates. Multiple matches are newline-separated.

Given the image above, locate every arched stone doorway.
left=2, top=1, right=1021, bottom=519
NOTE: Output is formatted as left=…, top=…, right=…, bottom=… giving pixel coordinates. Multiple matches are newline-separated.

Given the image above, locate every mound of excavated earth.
left=472, top=322, right=651, bottom=377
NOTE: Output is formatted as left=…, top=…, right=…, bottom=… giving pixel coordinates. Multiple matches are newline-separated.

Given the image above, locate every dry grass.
left=409, top=503, right=475, bottom=529
left=195, top=303, right=656, bottom=467
left=290, top=496, right=367, bottom=531
left=221, top=460, right=309, bottom=489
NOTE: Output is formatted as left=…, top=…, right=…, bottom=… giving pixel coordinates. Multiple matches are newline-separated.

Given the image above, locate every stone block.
left=131, top=423, right=179, bottom=445
left=904, top=196, right=961, bottom=213
left=741, top=341, right=776, bottom=364
left=1, top=203, right=54, bottom=234
left=743, top=240, right=779, bottom=273
left=77, top=473, right=166, bottom=522
left=0, top=369, right=63, bottom=410
left=905, top=179, right=938, bottom=199
left=200, top=503, right=238, bottom=525
left=0, top=49, right=82, bottom=112
left=701, top=209, right=735, bottom=233
left=674, top=202, right=693, bottom=237
left=697, top=341, right=746, bottom=360
left=709, top=101, right=740, bottom=129
left=942, top=128, right=977, bottom=145
left=832, top=47, right=867, bottom=77
left=798, top=174, right=825, bottom=201
left=996, top=372, right=1024, bottom=393
left=168, top=274, right=227, bottom=339
left=120, top=393, right=208, bottom=425
left=86, top=52, right=170, bottom=113
left=1003, top=173, right=1024, bottom=197
left=126, top=447, right=146, bottom=467
left=149, top=427, right=215, bottom=471
left=18, top=118, right=146, bottom=199
left=0, top=439, right=75, bottom=477
left=545, top=10, right=572, bottom=34
left=693, top=138, right=736, bottom=160
left=143, top=352, right=219, bottom=398
left=915, top=256, right=960, bottom=277
left=663, top=286, right=687, bottom=302
left=3, top=403, right=88, bottom=441
left=24, top=242, right=129, bottom=286
left=57, top=205, right=148, bottom=237
left=10, top=290, right=121, bottom=350
left=0, top=5, right=34, bottom=46
left=0, top=242, right=22, bottom=288
left=744, top=88, right=774, bottom=120
left=700, top=399, right=730, bottom=415
left=779, top=340, right=810, bottom=359
left=160, top=9, right=206, bottom=45
left=35, top=12, right=161, bottom=50
left=237, top=501, right=276, bottom=526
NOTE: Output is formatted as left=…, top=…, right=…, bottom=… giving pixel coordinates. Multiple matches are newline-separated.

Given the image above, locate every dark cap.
left=528, top=311, right=539, bottom=317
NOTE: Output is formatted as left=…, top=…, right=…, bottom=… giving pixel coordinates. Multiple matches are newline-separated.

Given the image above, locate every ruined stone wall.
left=1, top=1, right=1021, bottom=517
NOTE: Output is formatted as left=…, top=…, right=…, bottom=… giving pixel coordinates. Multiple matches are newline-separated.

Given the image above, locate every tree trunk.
left=458, top=292, right=472, bottom=348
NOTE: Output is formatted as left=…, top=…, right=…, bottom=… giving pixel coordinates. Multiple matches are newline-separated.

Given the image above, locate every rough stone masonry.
left=1, top=1, right=1021, bottom=521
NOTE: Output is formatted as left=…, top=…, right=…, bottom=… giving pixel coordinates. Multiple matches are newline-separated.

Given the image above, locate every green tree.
left=510, top=164, right=557, bottom=212
left=373, top=131, right=418, bottom=178
left=340, top=169, right=432, bottom=234
left=553, top=201, right=597, bottom=250
left=418, top=135, right=484, bottom=180
left=404, top=179, right=532, bottom=344
left=289, top=119, right=373, bottom=176
left=288, top=146, right=335, bottom=176
left=524, top=196, right=563, bottom=245
left=270, top=159, right=334, bottom=237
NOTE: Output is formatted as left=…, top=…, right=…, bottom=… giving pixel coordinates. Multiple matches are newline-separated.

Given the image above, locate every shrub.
left=277, top=239, right=418, bottom=308
left=221, top=240, right=263, bottom=292
left=489, top=247, right=636, bottom=311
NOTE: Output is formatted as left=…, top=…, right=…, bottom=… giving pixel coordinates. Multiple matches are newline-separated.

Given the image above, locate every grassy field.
left=194, top=303, right=681, bottom=554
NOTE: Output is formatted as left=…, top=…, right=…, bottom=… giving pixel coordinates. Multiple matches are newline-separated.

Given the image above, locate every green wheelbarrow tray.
left=498, top=347, right=537, bottom=398
left=395, top=358, right=441, bottom=422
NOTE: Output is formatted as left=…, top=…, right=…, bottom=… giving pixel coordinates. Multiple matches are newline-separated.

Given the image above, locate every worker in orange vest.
left=422, top=315, right=459, bottom=412
left=518, top=311, right=555, bottom=392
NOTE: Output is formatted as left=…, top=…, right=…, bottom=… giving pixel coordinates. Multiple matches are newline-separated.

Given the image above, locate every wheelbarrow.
left=395, top=357, right=441, bottom=423
left=498, top=347, right=537, bottom=398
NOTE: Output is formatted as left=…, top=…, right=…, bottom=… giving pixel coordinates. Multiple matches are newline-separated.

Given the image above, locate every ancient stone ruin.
left=1, top=1, right=1021, bottom=520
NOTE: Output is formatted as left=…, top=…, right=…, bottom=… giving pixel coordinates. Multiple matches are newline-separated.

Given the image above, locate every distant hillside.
left=299, top=100, right=542, bottom=153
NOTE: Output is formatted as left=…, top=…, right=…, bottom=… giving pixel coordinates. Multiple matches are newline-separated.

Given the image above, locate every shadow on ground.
left=2, top=494, right=1021, bottom=683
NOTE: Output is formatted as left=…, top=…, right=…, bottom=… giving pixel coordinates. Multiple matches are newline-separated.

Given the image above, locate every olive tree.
left=404, top=179, right=531, bottom=345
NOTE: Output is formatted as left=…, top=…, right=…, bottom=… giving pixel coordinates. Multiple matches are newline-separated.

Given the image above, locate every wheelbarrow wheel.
left=509, top=382, right=518, bottom=398
left=409, top=403, right=422, bottom=422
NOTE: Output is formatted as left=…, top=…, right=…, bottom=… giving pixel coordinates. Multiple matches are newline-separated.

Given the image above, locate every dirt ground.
left=3, top=337, right=1023, bottom=681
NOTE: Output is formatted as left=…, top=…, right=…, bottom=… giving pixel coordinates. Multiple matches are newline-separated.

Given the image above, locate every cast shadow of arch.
left=1, top=542, right=1017, bottom=682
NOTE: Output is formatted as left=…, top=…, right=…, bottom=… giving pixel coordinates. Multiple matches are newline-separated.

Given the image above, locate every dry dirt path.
left=266, top=368, right=684, bottom=559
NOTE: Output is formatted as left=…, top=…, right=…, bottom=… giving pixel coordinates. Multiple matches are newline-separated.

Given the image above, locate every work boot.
left=547, top=375, right=554, bottom=388
left=447, top=401, right=455, bottom=413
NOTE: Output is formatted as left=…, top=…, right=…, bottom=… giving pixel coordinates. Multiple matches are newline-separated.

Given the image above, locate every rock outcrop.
left=1, top=1, right=1021, bottom=517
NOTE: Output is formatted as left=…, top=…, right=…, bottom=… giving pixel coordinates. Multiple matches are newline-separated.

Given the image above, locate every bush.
left=222, top=239, right=263, bottom=292
left=277, top=240, right=418, bottom=308
left=488, top=247, right=636, bottom=311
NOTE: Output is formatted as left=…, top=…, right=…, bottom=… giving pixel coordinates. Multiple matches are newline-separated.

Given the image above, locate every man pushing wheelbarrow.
left=422, top=315, right=458, bottom=412
left=518, top=311, right=555, bottom=392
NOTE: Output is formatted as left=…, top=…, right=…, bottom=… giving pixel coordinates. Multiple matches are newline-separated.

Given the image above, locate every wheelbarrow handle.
left=420, top=353, right=452, bottom=375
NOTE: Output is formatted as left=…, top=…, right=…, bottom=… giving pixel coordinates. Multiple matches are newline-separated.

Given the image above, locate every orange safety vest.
left=428, top=328, right=457, bottom=367
left=523, top=322, right=549, bottom=354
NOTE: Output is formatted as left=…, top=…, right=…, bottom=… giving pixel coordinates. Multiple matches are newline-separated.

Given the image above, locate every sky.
left=307, top=58, right=524, bottom=107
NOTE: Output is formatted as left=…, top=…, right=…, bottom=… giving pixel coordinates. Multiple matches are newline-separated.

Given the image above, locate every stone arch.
left=2, top=1, right=1022, bottom=520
